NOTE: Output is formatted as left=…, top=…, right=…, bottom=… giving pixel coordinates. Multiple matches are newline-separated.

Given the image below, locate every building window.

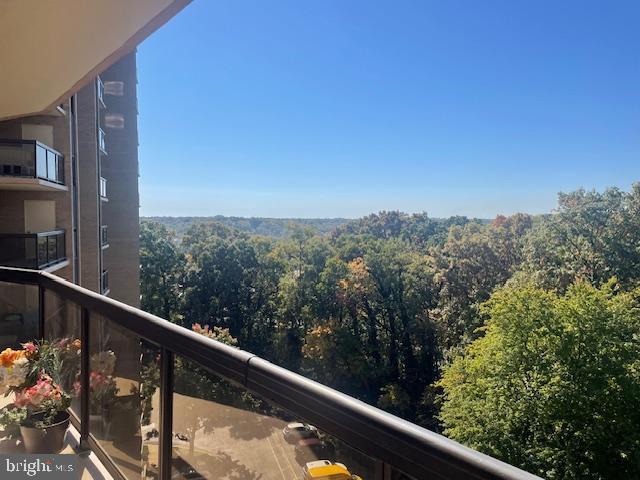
left=97, top=77, right=106, bottom=107
left=101, top=225, right=108, bottom=247
left=98, top=128, right=107, bottom=154
left=100, top=177, right=107, bottom=199
left=101, top=270, right=109, bottom=294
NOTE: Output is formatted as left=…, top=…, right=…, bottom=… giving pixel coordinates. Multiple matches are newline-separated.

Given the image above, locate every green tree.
left=438, top=280, right=640, bottom=479
left=180, top=223, right=281, bottom=357
left=523, top=184, right=640, bottom=291
left=140, top=221, right=184, bottom=320
left=432, top=214, right=532, bottom=350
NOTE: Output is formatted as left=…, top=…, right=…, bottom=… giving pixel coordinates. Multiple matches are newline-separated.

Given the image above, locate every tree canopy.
left=438, top=281, right=640, bottom=479
left=140, top=182, right=640, bottom=478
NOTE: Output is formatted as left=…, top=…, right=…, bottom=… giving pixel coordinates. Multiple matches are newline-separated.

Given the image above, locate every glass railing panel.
left=89, top=313, right=159, bottom=479
left=0, top=282, right=38, bottom=350
left=99, top=129, right=106, bottom=153
left=172, top=354, right=377, bottom=480
left=57, top=153, right=65, bottom=184
left=57, top=232, right=66, bottom=260
left=388, top=466, right=416, bottom=479
left=0, top=235, right=37, bottom=269
left=35, top=145, right=47, bottom=178
left=37, top=236, right=47, bottom=267
left=43, top=290, right=82, bottom=416
left=46, top=235, right=57, bottom=266
left=0, top=142, right=35, bottom=177
left=46, top=150, right=58, bottom=182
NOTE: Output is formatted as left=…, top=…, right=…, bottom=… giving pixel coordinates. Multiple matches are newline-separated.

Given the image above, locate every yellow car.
left=303, top=460, right=362, bottom=480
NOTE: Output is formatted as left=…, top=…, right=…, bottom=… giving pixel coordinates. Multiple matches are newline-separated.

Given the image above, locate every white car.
left=282, top=422, right=319, bottom=442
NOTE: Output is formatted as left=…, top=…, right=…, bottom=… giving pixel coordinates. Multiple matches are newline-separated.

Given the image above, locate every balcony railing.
left=0, top=267, right=540, bottom=480
left=0, top=231, right=66, bottom=269
left=0, top=139, right=64, bottom=185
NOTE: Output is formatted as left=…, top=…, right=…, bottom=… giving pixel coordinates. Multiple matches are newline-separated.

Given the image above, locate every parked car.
left=283, top=422, right=319, bottom=442
left=303, top=460, right=362, bottom=480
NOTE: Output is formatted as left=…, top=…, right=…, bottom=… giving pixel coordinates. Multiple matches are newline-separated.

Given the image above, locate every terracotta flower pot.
left=20, top=411, right=70, bottom=453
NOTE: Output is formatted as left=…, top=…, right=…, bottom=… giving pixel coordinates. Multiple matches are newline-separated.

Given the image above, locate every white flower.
left=0, top=358, right=29, bottom=394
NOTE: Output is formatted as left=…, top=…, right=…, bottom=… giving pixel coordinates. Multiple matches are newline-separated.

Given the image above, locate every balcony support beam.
left=38, top=285, right=45, bottom=340
left=159, top=348, right=174, bottom=480
left=80, top=307, right=91, bottom=449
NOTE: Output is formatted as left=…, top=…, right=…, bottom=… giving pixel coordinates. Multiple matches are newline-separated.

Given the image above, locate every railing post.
left=80, top=307, right=90, bottom=449
left=159, top=348, right=174, bottom=480
left=32, top=143, right=37, bottom=179
left=38, top=285, right=45, bottom=341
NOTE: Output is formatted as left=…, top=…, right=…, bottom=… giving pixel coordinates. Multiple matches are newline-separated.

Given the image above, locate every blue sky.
left=137, top=0, right=639, bottom=219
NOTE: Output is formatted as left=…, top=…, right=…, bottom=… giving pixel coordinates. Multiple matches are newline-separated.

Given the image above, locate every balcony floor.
left=0, top=177, right=67, bottom=191
left=0, top=426, right=113, bottom=480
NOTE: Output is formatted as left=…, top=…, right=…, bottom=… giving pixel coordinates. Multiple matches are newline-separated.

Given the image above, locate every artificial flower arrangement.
left=0, top=342, right=71, bottom=429
left=0, top=337, right=123, bottom=451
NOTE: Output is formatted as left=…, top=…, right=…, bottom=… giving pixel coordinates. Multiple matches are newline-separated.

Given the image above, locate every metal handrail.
left=0, top=229, right=66, bottom=239
left=0, top=266, right=541, bottom=480
left=0, top=138, right=63, bottom=157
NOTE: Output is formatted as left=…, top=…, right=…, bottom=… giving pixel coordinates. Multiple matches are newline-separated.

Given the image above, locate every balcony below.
left=0, top=139, right=66, bottom=191
left=0, top=230, right=67, bottom=271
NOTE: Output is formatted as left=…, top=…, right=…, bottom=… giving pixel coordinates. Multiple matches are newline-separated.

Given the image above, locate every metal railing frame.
left=0, top=138, right=65, bottom=185
left=0, top=267, right=541, bottom=480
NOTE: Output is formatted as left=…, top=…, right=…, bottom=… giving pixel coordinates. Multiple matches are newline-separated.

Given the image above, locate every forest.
left=140, top=184, right=640, bottom=479
left=142, top=215, right=353, bottom=239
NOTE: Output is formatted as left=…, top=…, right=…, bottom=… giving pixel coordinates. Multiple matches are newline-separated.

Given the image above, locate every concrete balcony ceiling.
left=0, top=0, right=191, bottom=121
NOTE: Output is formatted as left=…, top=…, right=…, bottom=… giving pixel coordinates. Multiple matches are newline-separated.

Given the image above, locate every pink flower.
left=21, top=342, right=37, bottom=354
left=14, top=374, right=63, bottom=408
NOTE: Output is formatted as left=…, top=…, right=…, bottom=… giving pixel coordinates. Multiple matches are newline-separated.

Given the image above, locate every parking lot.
left=161, top=392, right=375, bottom=479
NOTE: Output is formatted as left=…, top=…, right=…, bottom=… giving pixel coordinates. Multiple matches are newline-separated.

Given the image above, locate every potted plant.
left=0, top=343, right=72, bottom=453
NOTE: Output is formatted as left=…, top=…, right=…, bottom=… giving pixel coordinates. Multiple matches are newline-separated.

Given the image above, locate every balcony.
left=0, top=139, right=66, bottom=191
left=0, top=230, right=67, bottom=271
left=0, top=267, right=540, bottom=480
